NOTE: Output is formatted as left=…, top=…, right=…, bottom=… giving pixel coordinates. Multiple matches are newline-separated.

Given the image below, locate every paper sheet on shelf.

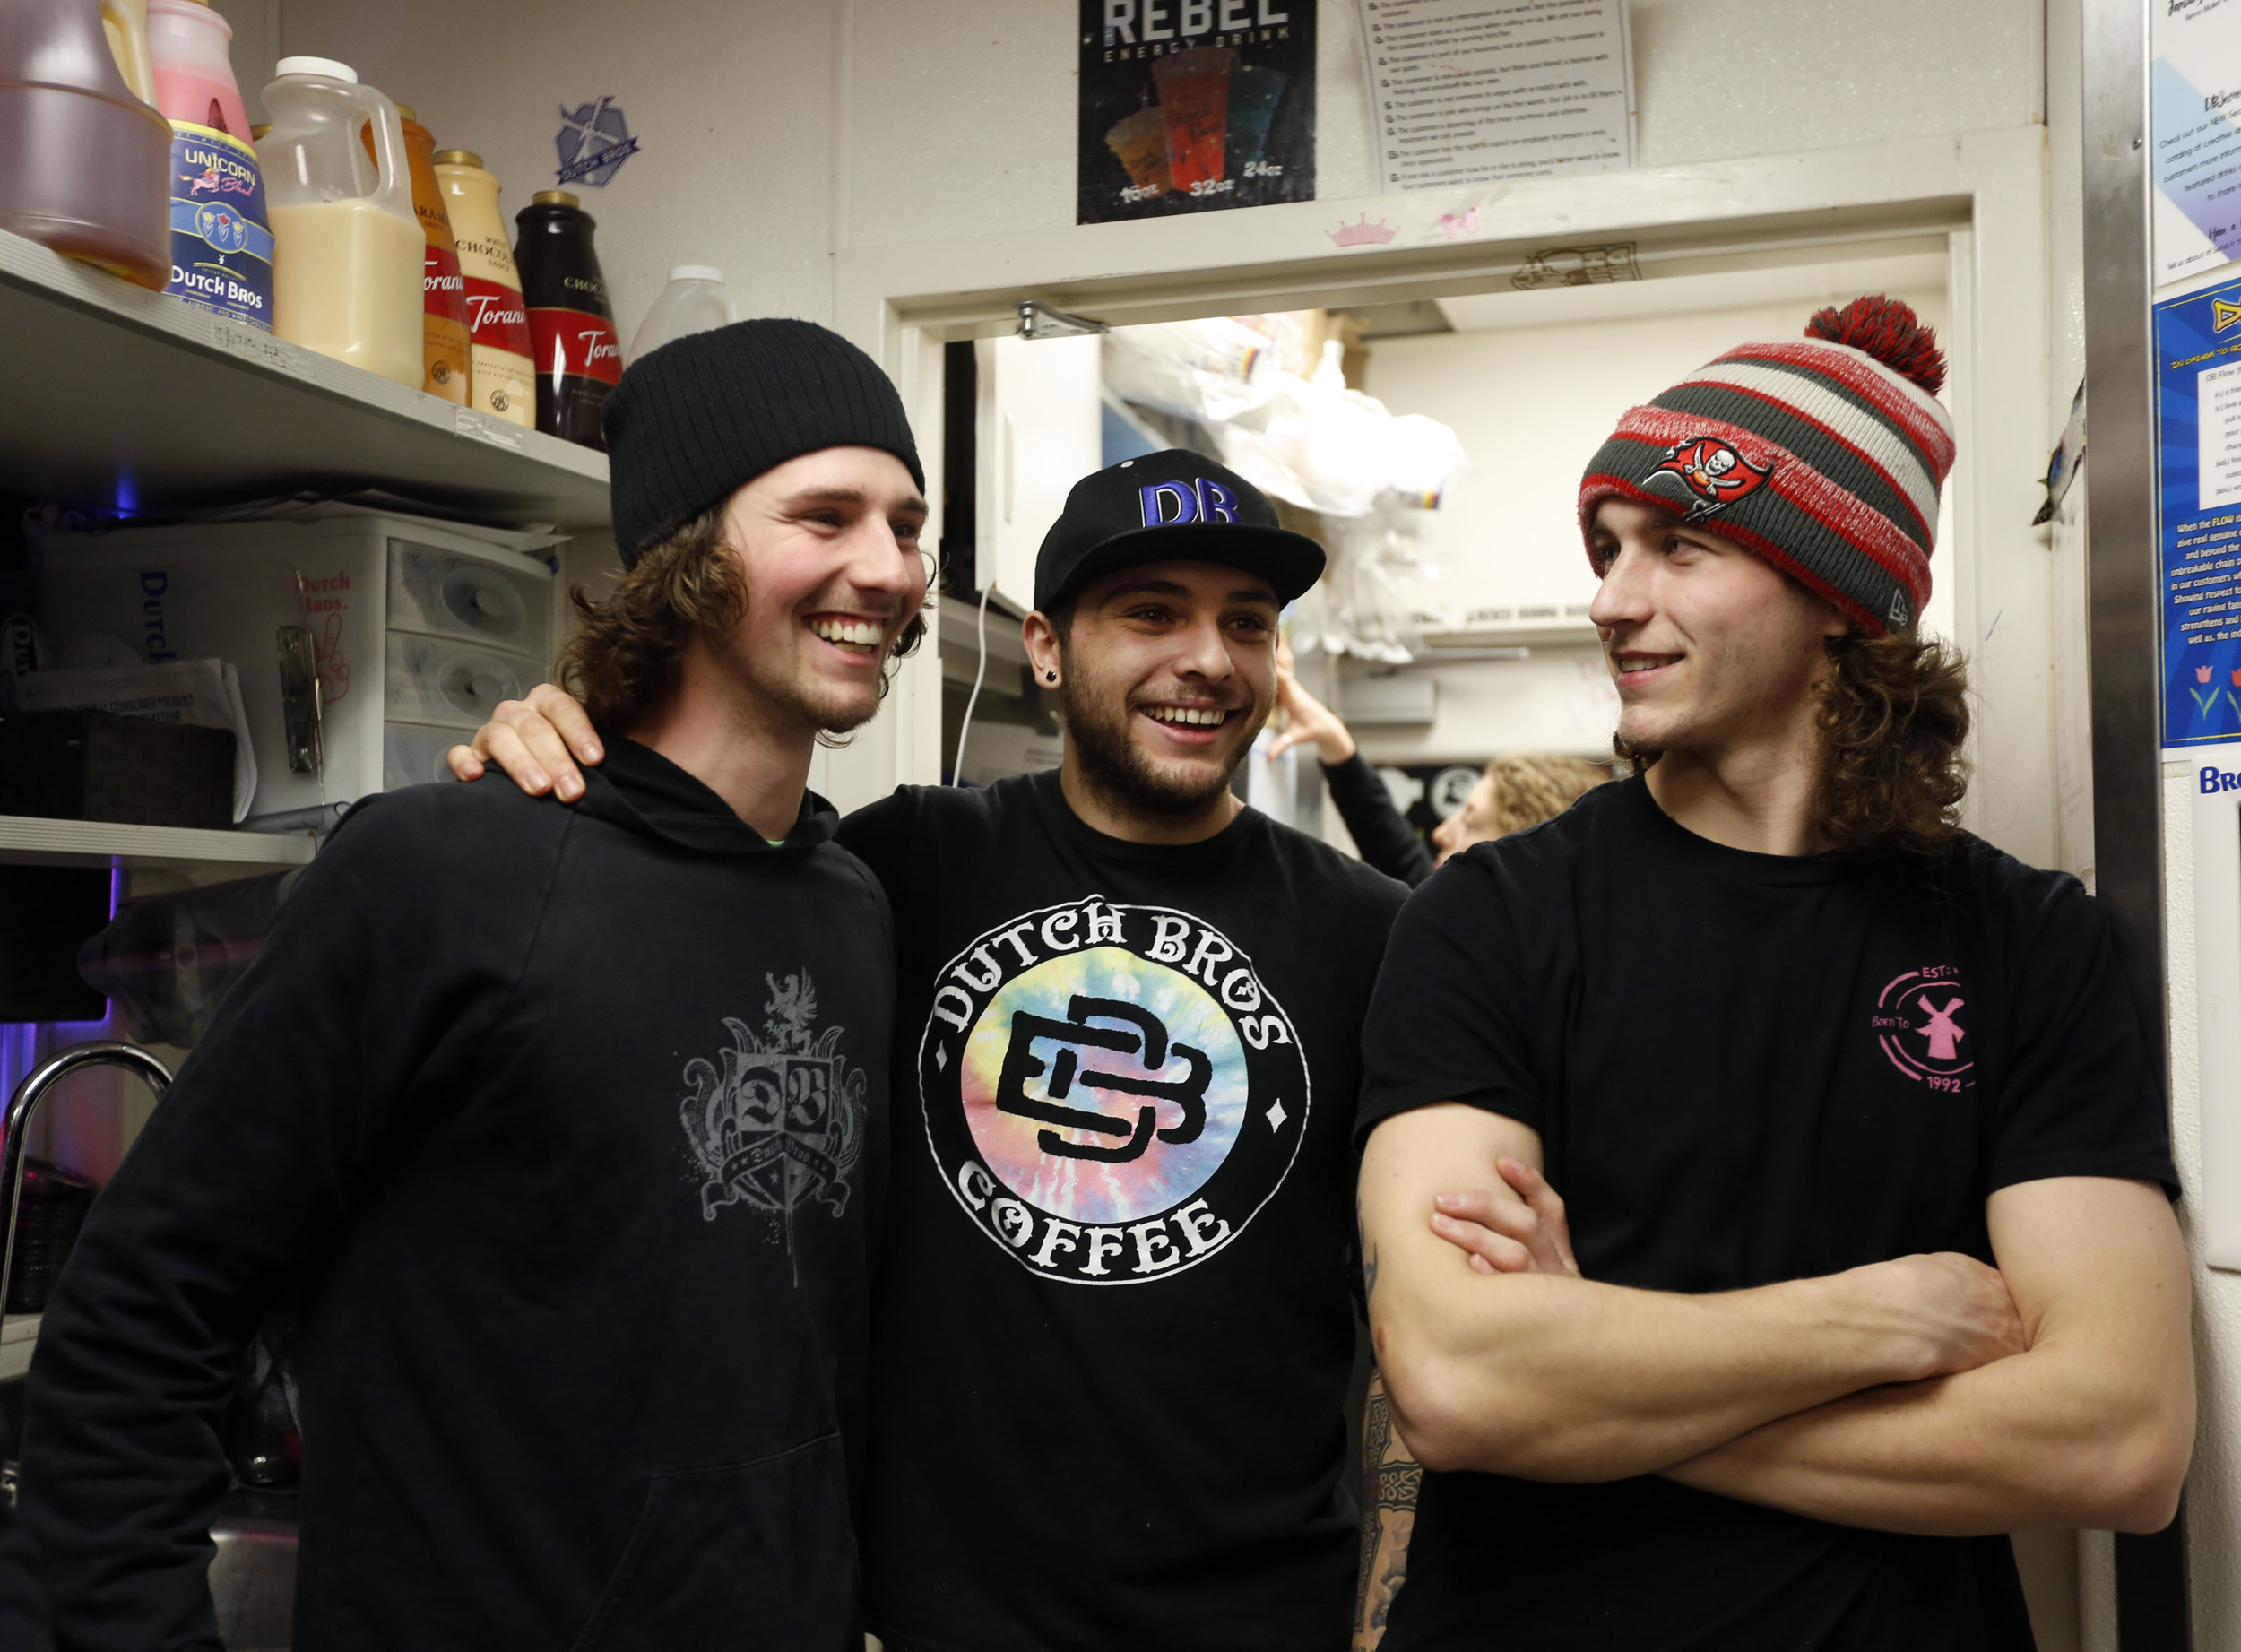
left=1357, top=0, right=1632, bottom=193
left=13, top=658, right=257, bottom=822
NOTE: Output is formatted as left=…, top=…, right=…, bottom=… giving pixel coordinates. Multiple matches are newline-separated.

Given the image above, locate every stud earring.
left=1045, top=670, right=1058, bottom=683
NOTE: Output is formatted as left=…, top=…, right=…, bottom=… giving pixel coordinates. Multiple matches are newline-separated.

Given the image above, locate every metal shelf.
left=0, top=815, right=316, bottom=871
left=0, top=229, right=609, bottom=527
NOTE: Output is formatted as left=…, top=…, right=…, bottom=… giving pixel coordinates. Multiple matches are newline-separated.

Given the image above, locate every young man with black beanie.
left=1354, top=298, right=2193, bottom=1649
left=459, top=450, right=1410, bottom=1651
left=19, top=319, right=929, bottom=1650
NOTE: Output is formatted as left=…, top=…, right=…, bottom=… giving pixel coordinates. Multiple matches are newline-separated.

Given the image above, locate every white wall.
left=844, top=0, right=2044, bottom=246
left=267, top=0, right=2046, bottom=344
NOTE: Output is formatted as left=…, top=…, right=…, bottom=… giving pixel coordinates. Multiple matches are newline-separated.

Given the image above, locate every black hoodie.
left=20, top=739, right=891, bottom=1652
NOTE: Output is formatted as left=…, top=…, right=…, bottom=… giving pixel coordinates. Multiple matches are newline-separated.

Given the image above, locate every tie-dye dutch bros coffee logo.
left=921, top=896, right=1308, bottom=1285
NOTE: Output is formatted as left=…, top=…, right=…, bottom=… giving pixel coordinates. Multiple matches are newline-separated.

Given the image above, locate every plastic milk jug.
left=255, top=57, right=420, bottom=385
left=147, top=0, right=269, bottom=328
left=626, top=265, right=737, bottom=366
left=432, top=149, right=534, bottom=426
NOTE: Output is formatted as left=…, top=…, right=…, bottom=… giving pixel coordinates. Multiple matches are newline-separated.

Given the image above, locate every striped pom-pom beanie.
left=1576, top=296, right=1955, bottom=636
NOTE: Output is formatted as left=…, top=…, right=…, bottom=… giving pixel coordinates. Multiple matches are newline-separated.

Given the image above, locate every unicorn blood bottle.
left=146, top=0, right=271, bottom=329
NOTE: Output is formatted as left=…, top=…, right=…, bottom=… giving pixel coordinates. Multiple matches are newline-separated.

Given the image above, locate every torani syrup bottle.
left=395, top=108, right=468, bottom=402
left=430, top=149, right=532, bottom=426
left=513, top=190, right=619, bottom=449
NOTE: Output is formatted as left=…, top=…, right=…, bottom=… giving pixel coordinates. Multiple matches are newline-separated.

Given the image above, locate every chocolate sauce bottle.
left=512, top=190, right=620, bottom=449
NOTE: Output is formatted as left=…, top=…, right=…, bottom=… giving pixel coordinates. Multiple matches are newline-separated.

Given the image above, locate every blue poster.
left=2156, top=272, right=2241, bottom=747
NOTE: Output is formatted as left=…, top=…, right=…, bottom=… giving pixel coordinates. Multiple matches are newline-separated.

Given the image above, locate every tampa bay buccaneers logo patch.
left=921, top=896, right=1308, bottom=1285
left=1647, top=436, right=1771, bottom=521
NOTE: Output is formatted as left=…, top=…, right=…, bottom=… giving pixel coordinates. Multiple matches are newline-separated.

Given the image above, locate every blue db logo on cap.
left=1138, top=478, right=1242, bottom=527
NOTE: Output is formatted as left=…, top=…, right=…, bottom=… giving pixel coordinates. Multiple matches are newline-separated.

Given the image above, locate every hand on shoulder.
left=448, top=683, right=604, bottom=801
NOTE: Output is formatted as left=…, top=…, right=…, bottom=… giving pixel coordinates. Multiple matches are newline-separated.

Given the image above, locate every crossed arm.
left=1358, top=1103, right=2194, bottom=1536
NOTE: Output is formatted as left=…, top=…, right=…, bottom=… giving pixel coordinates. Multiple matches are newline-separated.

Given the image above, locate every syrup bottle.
left=513, top=190, right=619, bottom=449
left=431, top=149, right=533, bottom=426
left=146, top=0, right=270, bottom=330
left=395, top=107, right=468, bottom=402
left=0, top=0, right=171, bottom=288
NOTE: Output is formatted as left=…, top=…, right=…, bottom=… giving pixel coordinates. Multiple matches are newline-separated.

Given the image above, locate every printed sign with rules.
left=1078, top=0, right=1316, bottom=224
left=2155, top=271, right=2241, bottom=747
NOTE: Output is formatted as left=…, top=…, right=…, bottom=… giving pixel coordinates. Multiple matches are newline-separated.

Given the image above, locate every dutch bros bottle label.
left=165, top=123, right=273, bottom=330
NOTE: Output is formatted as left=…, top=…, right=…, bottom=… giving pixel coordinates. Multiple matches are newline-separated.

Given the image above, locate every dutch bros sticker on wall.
left=555, top=97, right=641, bottom=187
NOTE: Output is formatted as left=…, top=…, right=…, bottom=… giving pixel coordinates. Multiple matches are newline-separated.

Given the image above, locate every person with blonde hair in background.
left=1268, top=641, right=1606, bottom=886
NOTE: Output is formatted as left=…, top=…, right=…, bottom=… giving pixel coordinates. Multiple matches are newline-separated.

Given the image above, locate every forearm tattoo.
left=1354, top=1373, right=1423, bottom=1649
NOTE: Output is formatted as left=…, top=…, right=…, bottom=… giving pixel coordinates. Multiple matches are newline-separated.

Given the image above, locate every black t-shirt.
left=1354, top=775, right=2176, bottom=1652
left=839, top=770, right=1406, bottom=1652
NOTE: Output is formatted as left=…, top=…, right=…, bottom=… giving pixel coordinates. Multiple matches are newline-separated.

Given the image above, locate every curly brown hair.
left=1615, top=630, right=1971, bottom=857
left=555, top=505, right=927, bottom=737
left=1476, top=754, right=1614, bottom=838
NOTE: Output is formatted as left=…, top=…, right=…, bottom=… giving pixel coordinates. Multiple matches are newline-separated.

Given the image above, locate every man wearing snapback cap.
left=461, top=449, right=1409, bottom=1651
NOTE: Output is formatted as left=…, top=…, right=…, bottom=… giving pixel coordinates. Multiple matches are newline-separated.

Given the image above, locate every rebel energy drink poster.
left=1079, top=0, right=1316, bottom=224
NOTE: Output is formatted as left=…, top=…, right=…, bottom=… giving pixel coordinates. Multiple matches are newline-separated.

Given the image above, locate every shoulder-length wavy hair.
left=1617, top=630, right=1971, bottom=857
left=553, top=506, right=926, bottom=739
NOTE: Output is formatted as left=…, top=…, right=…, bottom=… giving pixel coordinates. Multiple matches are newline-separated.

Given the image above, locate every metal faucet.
left=2, top=1042, right=173, bottom=1333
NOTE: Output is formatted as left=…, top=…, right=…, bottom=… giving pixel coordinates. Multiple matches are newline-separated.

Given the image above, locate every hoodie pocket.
left=571, top=1433, right=859, bottom=1652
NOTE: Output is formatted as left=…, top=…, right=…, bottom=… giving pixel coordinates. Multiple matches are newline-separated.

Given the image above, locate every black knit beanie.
left=603, top=318, right=925, bottom=567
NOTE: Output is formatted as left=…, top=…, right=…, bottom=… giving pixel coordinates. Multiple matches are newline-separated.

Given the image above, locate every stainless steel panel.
left=2079, top=0, right=2193, bottom=1640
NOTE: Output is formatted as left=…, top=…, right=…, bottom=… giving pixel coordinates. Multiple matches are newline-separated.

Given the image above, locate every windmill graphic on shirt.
left=1873, top=967, right=1976, bottom=1089
left=1916, top=997, right=1967, bottom=1063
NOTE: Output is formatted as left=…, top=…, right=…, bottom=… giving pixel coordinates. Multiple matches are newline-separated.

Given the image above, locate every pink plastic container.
left=146, top=0, right=247, bottom=137
left=0, top=0, right=170, bottom=287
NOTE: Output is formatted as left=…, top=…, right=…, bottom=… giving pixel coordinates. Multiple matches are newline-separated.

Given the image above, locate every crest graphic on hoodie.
left=680, top=971, right=867, bottom=1265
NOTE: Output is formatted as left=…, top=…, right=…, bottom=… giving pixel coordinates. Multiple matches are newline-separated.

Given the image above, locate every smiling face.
left=709, top=445, right=929, bottom=735
left=1587, top=496, right=1848, bottom=758
left=1029, top=559, right=1282, bottom=822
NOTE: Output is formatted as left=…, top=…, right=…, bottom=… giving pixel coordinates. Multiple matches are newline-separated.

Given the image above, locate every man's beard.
left=1058, top=650, right=1268, bottom=822
left=714, top=610, right=885, bottom=736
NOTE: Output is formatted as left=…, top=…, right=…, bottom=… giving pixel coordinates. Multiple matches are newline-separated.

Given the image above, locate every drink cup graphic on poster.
left=1077, top=0, right=1315, bottom=224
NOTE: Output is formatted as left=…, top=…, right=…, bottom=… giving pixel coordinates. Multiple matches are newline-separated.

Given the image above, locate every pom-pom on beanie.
left=603, top=318, right=924, bottom=567
left=1575, top=295, right=1955, bottom=636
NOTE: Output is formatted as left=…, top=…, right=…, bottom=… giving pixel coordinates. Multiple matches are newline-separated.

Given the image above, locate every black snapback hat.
left=1034, top=450, right=1326, bottom=613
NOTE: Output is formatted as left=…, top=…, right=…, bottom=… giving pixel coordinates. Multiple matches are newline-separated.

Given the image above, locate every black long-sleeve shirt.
left=1320, top=752, right=1435, bottom=887
left=20, top=740, right=892, bottom=1652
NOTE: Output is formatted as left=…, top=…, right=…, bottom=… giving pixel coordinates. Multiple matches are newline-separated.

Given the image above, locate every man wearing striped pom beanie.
left=1353, top=298, right=2192, bottom=1649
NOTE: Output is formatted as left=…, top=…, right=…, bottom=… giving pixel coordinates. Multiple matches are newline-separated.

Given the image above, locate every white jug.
left=255, top=56, right=421, bottom=386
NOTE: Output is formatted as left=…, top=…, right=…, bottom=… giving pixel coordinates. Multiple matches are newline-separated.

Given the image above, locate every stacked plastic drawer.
left=379, top=541, right=554, bottom=792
